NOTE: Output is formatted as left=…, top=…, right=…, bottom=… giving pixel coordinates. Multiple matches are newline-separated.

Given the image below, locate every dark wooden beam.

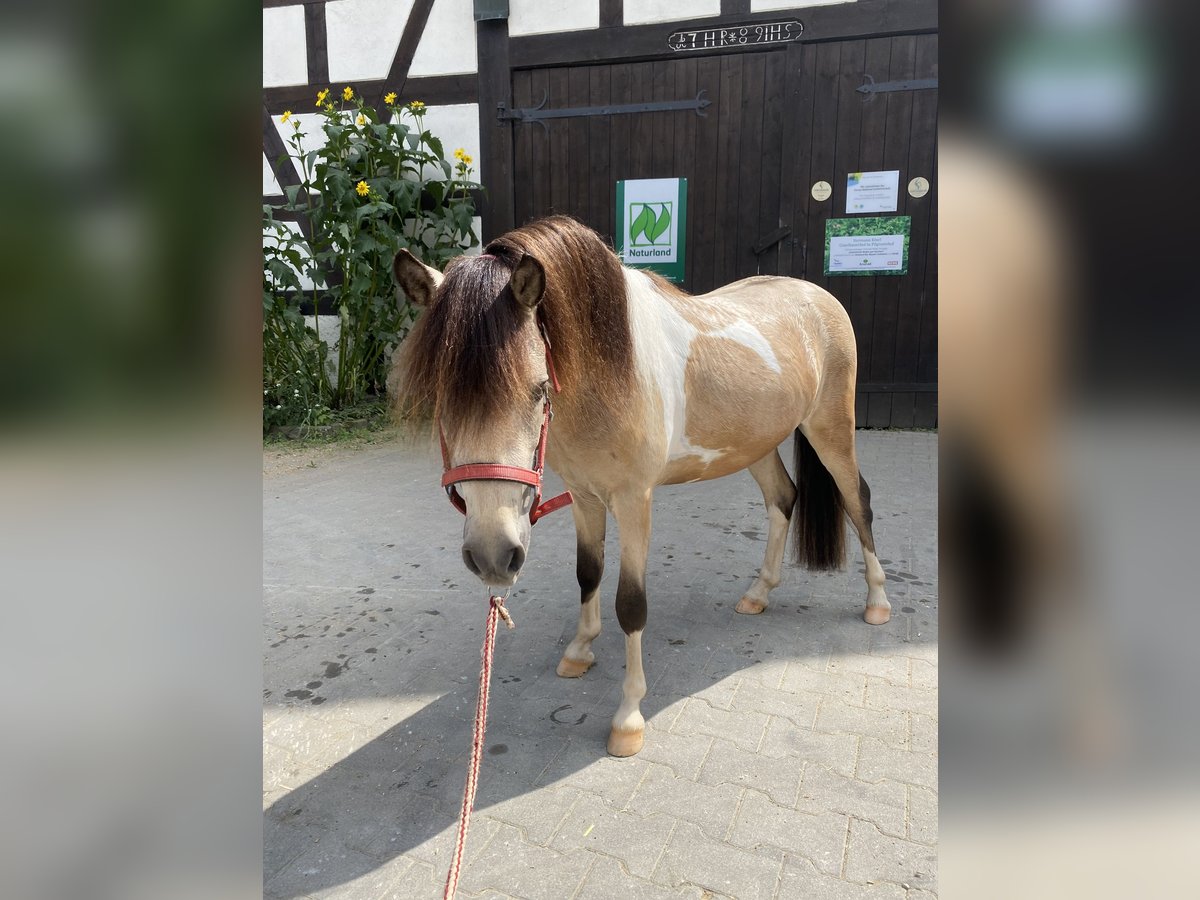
left=264, top=74, right=476, bottom=114
left=721, top=0, right=751, bottom=14
left=476, top=18, right=515, bottom=241
left=369, top=0, right=436, bottom=112
left=857, top=382, right=938, bottom=393
left=509, top=0, right=937, bottom=68
left=599, top=0, right=622, bottom=28
left=303, top=3, right=329, bottom=86
left=262, top=104, right=301, bottom=195
left=263, top=0, right=325, bottom=8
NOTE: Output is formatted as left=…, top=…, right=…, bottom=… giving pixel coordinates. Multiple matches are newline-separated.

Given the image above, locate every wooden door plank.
left=567, top=66, right=591, bottom=222
left=735, top=51, right=767, bottom=280
left=691, top=55, right=723, bottom=294
left=756, top=50, right=787, bottom=276
left=588, top=65, right=614, bottom=243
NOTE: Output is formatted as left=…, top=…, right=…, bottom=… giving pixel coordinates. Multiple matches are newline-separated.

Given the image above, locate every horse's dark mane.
left=396, top=216, right=633, bottom=429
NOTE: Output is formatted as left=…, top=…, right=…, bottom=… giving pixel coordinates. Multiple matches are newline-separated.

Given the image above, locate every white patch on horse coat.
left=623, top=269, right=722, bottom=466
left=708, top=321, right=783, bottom=374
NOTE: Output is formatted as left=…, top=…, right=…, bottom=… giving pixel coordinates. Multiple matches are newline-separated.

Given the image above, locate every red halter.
left=439, top=319, right=573, bottom=524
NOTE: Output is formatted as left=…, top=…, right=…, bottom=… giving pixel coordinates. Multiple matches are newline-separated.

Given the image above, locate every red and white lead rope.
left=443, top=593, right=514, bottom=900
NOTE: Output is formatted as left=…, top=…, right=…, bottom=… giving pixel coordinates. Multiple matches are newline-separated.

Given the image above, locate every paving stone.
left=653, top=820, right=783, bottom=900
left=844, top=819, right=938, bottom=893
left=534, top=738, right=652, bottom=809
left=759, top=716, right=860, bottom=777
left=628, top=762, right=743, bottom=842
left=779, top=664, right=869, bottom=704
left=856, top=738, right=938, bottom=791
left=728, top=681, right=821, bottom=729
left=867, top=619, right=915, bottom=657
left=364, top=804, right=500, bottom=872
left=548, top=791, right=675, bottom=879
left=828, top=651, right=911, bottom=686
left=264, top=817, right=331, bottom=886
left=697, top=737, right=803, bottom=807
left=777, top=853, right=907, bottom=900
left=638, top=720, right=714, bottom=780
left=865, top=679, right=937, bottom=717
left=796, top=764, right=908, bottom=839
left=910, top=658, right=937, bottom=691
left=476, top=784, right=578, bottom=846
left=703, top=651, right=789, bottom=689
left=456, top=823, right=592, bottom=900
left=907, top=786, right=938, bottom=846
left=728, top=788, right=848, bottom=876
left=910, top=713, right=937, bottom=755
left=264, top=836, right=407, bottom=900
left=264, top=738, right=312, bottom=796
left=669, top=697, right=770, bottom=752
left=816, top=696, right=911, bottom=749
left=574, top=853, right=706, bottom=900
left=653, top=666, right=741, bottom=710
left=381, top=858, right=438, bottom=899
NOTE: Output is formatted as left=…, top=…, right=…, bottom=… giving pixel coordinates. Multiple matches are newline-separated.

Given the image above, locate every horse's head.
left=393, top=248, right=552, bottom=588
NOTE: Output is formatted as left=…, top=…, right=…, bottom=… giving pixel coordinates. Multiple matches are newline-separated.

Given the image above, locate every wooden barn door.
left=508, top=34, right=936, bottom=427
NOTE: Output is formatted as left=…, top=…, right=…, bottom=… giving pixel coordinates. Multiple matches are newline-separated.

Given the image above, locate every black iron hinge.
left=498, top=90, right=711, bottom=130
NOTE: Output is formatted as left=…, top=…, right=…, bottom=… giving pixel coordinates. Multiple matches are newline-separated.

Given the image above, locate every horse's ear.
left=510, top=254, right=546, bottom=311
left=392, top=248, right=442, bottom=307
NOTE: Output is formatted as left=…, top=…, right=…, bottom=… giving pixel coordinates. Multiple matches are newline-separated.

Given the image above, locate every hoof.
left=556, top=656, right=593, bottom=678
left=607, top=727, right=644, bottom=757
left=864, top=604, right=891, bottom=625
left=735, top=596, right=767, bottom=615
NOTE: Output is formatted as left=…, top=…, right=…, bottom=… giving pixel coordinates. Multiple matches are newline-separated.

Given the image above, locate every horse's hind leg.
left=736, top=450, right=797, bottom=615
left=557, top=492, right=606, bottom=678
left=801, top=417, right=891, bottom=625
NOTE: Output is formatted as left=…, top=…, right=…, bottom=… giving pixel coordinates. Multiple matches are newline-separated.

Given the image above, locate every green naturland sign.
left=615, top=178, right=688, bottom=282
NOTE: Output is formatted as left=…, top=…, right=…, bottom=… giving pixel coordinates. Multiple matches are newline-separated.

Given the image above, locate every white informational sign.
left=619, top=178, right=681, bottom=263
left=828, top=233, right=906, bottom=273
left=845, top=170, right=900, bottom=213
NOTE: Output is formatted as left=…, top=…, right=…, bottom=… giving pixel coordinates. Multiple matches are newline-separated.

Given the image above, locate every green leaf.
left=629, top=205, right=652, bottom=243
left=649, top=206, right=671, bottom=242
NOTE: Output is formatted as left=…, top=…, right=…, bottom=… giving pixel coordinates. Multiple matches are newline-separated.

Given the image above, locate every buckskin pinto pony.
left=391, top=216, right=888, bottom=757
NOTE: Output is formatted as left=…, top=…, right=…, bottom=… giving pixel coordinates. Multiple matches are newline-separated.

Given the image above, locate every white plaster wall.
left=326, top=0, right=416, bottom=83
left=751, top=0, right=856, bottom=11
left=509, top=0, right=599, bottom=36
left=624, top=0, right=721, bottom=25
left=410, top=0, right=477, bottom=77
left=411, top=103, right=481, bottom=182
left=263, top=153, right=281, bottom=196
left=263, top=7, right=309, bottom=87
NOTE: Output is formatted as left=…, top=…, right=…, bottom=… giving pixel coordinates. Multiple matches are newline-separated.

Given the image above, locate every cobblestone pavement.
left=264, top=430, right=937, bottom=899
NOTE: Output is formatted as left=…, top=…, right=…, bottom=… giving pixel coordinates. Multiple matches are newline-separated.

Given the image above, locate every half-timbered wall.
left=263, top=0, right=938, bottom=426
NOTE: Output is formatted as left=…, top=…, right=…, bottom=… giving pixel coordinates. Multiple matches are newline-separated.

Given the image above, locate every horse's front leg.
left=607, top=488, right=652, bottom=757
left=557, top=492, right=606, bottom=678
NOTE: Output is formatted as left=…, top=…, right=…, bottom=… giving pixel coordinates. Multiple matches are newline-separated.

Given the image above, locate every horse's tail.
left=791, top=428, right=846, bottom=570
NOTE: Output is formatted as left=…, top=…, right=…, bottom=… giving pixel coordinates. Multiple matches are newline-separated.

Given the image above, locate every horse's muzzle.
left=462, top=539, right=526, bottom=587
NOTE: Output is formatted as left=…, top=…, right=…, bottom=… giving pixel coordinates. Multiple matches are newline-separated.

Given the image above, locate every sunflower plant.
left=263, top=87, right=481, bottom=427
